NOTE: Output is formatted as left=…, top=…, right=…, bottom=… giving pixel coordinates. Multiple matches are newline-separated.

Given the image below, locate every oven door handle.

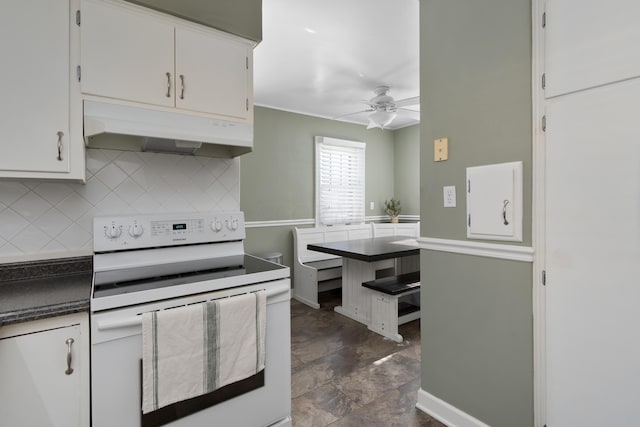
left=96, top=284, right=290, bottom=331
left=96, top=316, right=142, bottom=331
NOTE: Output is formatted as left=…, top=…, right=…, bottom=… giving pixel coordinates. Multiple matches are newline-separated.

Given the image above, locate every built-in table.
left=307, top=235, right=419, bottom=326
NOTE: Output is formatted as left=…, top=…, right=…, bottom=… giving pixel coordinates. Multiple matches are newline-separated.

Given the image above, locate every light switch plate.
left=434, top=138, right=449, bottom=161
left=443, top=185, right=456, bottom=207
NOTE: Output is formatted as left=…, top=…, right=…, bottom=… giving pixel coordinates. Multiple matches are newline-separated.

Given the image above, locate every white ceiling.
left=253, top=0, right=420, bottom=130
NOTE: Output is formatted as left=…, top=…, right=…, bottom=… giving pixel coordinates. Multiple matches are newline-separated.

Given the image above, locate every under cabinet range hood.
left=83, top=100, right=253, bottom=158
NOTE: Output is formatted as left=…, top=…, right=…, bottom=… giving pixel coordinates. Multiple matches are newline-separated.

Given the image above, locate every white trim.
left=366, top=214, right=420, bottom=222
left=416, top=388, right=491, bottom=427
left=253, top=103, right=417, bottom=131
left=418, top=237, right=534, bottom=262
left=532, top=0, right=546, bottom=425
left=245, top=218, right=315, bottom=228
left=244, top=215, right=420, bottom=229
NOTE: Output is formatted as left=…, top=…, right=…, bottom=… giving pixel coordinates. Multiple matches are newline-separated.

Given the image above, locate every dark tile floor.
left=290, top=290, right=447, bottom=427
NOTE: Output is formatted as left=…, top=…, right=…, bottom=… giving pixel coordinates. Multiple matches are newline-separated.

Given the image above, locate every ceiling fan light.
left=367, top=110, right=397, bottom=129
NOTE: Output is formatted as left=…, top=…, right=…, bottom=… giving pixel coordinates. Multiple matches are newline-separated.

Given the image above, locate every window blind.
left=315, top=137, right=365, bottom=226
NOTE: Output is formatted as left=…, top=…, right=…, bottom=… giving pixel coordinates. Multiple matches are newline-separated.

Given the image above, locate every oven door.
left=91, top=280, right=291, bottom=427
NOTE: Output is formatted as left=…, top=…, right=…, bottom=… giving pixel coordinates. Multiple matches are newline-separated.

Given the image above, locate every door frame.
left=531, top=0, right=546, bottom=426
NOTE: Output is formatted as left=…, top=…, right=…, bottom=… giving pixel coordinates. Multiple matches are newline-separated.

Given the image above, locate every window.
left=315, top=136, right=365, bottom=226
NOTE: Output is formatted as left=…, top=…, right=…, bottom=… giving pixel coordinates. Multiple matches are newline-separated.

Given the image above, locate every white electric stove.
left=90, top=211, right=292, bottom=427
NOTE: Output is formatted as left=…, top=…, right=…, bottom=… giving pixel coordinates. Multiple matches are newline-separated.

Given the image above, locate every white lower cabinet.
left=0, top=313, right=89, bottom=427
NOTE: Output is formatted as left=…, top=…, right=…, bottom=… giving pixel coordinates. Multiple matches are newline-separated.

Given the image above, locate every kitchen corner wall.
left=0, top=149, right=239, bottom=261
left=419, top=0, right=533, bottom=426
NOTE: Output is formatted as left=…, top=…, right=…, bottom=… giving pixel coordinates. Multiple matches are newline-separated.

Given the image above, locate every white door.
left=0, top=0, right=69, bottom=173
left=545, top=1, right=640, bottom=425
left=175, top=27, right=250, bottom=119
left=80, top=0, right=175, bottom=107
left=0, top=325, right=82, bottom=426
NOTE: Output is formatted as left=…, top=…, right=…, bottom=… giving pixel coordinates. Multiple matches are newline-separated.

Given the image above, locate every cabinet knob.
left=56, top=131, right=64, bottom=161
left=65, top=338, right=74, bottom=375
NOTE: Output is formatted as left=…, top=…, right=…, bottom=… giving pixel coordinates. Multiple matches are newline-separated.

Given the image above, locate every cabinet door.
left=0, top=325, right=81, bottom=426
left=545, top=0, right=640, bottom=97
left=176, top=27, right=250, bottom=119
left=80, top=0, right=175, bottom=107
left=0, top=0, right=70, bottom=174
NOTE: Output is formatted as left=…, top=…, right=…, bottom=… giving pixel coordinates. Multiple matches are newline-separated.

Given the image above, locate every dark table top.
left=307, top=235, right=419, bottom=262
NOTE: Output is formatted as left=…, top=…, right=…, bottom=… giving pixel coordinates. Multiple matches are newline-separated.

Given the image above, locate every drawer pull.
left=65, top=338, right=74, bottom=375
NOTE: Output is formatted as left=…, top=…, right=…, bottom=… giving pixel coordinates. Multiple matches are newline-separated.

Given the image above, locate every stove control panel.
left=93, top=212, right=245, bottom=252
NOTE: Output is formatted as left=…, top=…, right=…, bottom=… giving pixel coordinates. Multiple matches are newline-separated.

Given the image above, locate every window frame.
left=314, top=136, right=366, bottom=227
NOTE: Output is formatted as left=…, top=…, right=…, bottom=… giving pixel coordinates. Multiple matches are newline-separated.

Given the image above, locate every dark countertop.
left=0, top=256, right=92, bottom=327
left=307, top=235, right=419, bottom=262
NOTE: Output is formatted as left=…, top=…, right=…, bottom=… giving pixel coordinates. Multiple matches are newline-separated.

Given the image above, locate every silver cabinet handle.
left=56, top=131, right=63, bottom=161
left=65, top=338, right=74, bottom=375
left=179, top=74, right=185, bottom=100
left=503, top=200, right=510, bottom=225
left=166, top=72, right=171, bottom=98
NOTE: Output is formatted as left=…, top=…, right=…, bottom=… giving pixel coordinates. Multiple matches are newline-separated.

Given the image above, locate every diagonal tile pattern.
left=291, top=290, right=447, bottom=427
left=0, top=149, right=240, bottom=258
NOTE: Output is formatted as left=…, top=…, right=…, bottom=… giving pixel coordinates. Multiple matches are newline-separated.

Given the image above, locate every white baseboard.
left=416, top=388, right=491, bottom=427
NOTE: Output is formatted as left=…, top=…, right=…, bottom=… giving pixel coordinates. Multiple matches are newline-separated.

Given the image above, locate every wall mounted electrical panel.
left=466, top=161, right=523, bottom=242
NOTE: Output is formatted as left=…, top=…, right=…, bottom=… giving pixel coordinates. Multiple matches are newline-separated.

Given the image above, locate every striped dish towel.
left=141, top=290, right=266, bottom=414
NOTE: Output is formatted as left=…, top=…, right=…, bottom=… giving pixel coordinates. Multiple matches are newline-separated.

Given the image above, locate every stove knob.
left=105, top=224, right=122, bottom=239
left=228, top=218, right=239, bottom=231
left=211, top=220, right=223, bottom=232
left=128, top=224, right=144, bottom=238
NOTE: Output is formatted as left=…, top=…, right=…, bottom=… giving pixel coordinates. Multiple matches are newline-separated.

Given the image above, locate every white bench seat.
left=362, top=271, right=421, bottom=342
left=293, top=224, right=372, bottom=308
left=305, top=258, right=343, bottom=271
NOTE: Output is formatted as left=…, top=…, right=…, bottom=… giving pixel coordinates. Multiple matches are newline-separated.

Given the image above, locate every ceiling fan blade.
left=398, top=106, right=420, bottom=113
left=397, top=108, right=420, bottom=120
left=360, top=100, right=377, bottom=108
left=332, top=109, right=373, bottom=120
left=395, top=96, right=420, bottom=107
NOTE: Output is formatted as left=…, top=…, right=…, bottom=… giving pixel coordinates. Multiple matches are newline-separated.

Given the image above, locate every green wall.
left=421, top=0, right=532, bottom=244
left=420, top=0, right=533, bottom=426
left=126, top=0, right=262, bottom=42
left=422, top=252, right=533, bottom=425
left=241, top=107, right=419, bottom=267
left=394, top=124, right=421, bottom=215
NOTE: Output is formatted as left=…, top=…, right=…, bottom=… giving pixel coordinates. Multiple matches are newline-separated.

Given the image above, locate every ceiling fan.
left=336, top=86, right=420, bottom=130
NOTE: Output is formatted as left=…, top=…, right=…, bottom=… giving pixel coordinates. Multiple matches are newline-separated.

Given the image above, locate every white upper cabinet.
left=545, top=0, right=640, bottom=98
left=80, top=0, right=175, bottom=108
left=175, top=27, right=250, bottom=119
left=80, top=0, right=252, bottom=121
left=0, top=0, right=84, bottom=181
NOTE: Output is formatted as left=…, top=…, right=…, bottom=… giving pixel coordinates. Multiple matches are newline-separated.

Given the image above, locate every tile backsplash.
left=0, top=149, right=240, bottom=260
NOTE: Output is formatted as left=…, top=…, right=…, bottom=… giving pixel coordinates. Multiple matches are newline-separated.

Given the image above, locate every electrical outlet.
left=369, top=202, right=375, bottom=211
left=443, top=186, right=456, bottom=207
